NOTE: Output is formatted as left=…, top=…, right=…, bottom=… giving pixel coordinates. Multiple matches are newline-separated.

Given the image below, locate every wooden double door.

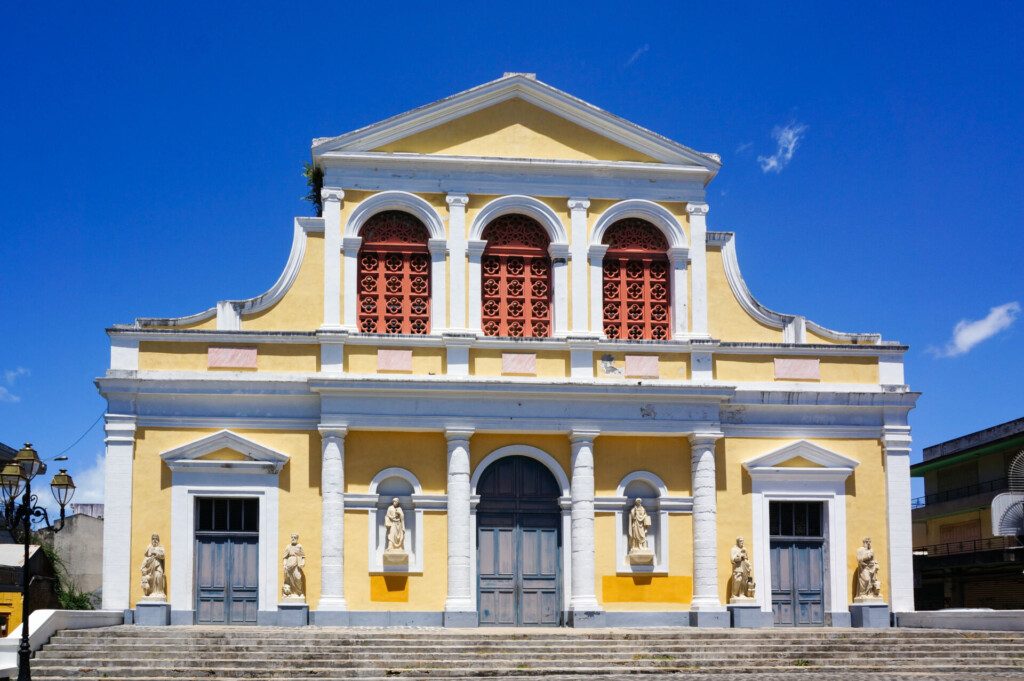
left=194, top=497, right=260, bottom=625
left=477, top=456, right=562, bottom=626
left=770, top=501, right=826, bottom=626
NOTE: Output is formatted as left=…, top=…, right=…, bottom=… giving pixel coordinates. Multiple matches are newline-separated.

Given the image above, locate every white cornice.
left=160, top=429, right=290, bottom=474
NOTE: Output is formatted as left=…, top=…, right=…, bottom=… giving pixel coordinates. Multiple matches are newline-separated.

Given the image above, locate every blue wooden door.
left=769, top=501, right=825, bottom=626
left=194, top=498, right=259, bottom=625
left=477, top=456, right=561, bottom=626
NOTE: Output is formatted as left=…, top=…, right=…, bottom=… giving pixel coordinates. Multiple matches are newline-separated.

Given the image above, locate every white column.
left=568, top=198, right=591, bottom=334
left=428, top=239, right=448, bottom=334
left=318, top=426, right=348, bottom=610
left=689, top=432, right=723, bottom=611
left=883, top=425, right=915, bottom=612
left=570, top=430, right=602, bottom=616
left=445, top=428, right=475, bottom=620
left=550, top=243, right=570, bottom=337
left=667, top=246, right=690, bottom=337
left=587, top=244, right=609, bottom=336
left=101, top=414, right=136, bottom=611
left=446, top=193, right=469, bottom=332
left=321, top=188, right=344, bottom=329
left=466, top=240, right=486, bottom=334
left=341, top=236, right=363, bottom=330
left=686, top=202, right=710, bottom=337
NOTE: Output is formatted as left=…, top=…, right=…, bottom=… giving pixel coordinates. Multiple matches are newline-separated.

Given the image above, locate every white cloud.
left=0, top=388, right=18, bottom=403
left=932, top=301, right=1020, bottom=358
left=624, top=44, right=650, bottom=68
left=70, top=452, right=105, bottom=504
left=735, top=141, right=753, bottom=153
left=0, top=367, right=28, bottom=403
left=758, top=122, right=808, bottom=173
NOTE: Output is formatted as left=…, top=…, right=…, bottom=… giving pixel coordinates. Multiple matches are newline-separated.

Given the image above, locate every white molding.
left=110, top=336, right=139, bottom=371
left=344, top=190, right=446, bottom=240
left=341, top=236, right=363, bottom=330
left=591, top=199, right=688, bottom=249
left=687, top=203, right=709, bottom=338
left=169, top=473, right=279, bottom=616
left=612, top=471, right=671, bottom=575
left=469, top=195, right=569, bottom=243
left=587, top=244, right=609, bottom=336
left=470, top=444, right=570, bottom=496
left=366, top=467, right=426, bottom=573
left=742, top=440, right=861, bottom=472
left=159, top=430, right=290, bottom=473
left=882, top=425, right=914, bottom=612
left=321, top=188, right=344, bottom=329
left=446, top=193, right=470, bottom=332
left=429, top=238, right=449, bottom=334
left=101, top=414, right=136, bottom=611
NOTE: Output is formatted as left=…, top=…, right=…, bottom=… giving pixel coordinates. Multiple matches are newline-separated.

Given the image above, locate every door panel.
left=194, top=498, right=260, bottom=625
left=771, top=541, right=824, bottom=626
left=196, top=537, right=228, bottom=624
left=478, top=527, right=517, bottom=626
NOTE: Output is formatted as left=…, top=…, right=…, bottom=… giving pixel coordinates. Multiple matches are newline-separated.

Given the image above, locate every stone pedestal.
left=689, top=610, right=730, bottom=628
left=569, top=610, right=607, bottom=628
left=135, top=600, right=170, bottom=626
left=850, top=601, right=890, bottom=628
left=728, top=603, right=772, bottom=628
left=383, top=549, right=409, bottom=566
left=277, top=602, right=309, bottom=627
left=627, top=549, right=655, bottom=566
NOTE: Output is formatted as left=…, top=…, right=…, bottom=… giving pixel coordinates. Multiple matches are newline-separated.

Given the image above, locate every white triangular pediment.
left=160, top=430, right=289, bottom=474
left=743, top=440, right=860, bottom=472
left=312, top=74, right=720, bottom=170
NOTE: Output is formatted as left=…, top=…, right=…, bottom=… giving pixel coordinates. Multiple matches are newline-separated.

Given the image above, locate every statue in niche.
left=282, top=533, right=306, bottom=601
left=855, top=537, right=882, bottom=602
left=627, top=498, right=654, bottom=565
left=383, top=498, right=409, bottom=565
left=729, top=536, right=756, bottom=602
left=140, top=533, right=166, bottom=600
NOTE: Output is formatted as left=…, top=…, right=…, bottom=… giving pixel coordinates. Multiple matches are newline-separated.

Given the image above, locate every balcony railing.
left=914, top=535, right=1022, bottom=558
left=911, top=477, right=1008, bottom=509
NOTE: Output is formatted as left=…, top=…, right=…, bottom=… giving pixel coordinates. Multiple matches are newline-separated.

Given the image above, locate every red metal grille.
left=602, top=219, right=670, bottom=341
left=480, top=215, right=552, bottom=338
left=357, top=211, right=431, bottom=335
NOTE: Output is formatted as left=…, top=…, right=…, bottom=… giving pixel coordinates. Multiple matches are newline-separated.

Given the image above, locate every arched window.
left=480, top=215, right=552, bottom=338
left=357, top=211, right=431, bottom=334
left=602, top=219, right=670, bottom=341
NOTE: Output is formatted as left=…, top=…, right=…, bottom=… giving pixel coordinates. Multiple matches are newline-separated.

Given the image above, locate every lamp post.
left=0, top=443, right=75, bottom=681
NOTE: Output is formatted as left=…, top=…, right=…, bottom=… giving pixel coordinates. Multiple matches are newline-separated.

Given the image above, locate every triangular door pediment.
left=743, top=440, right=860, bottom=473
left=161, top=430, right=289, bottom=474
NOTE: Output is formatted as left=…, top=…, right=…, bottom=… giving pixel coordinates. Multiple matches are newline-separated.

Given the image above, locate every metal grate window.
left=196, top=498, right=259, bottom=534
left=601, top=219, right=670, bottom=341
left=480, top=215, right=552, bottom=338
left=769, top=501, right=823, bottom=538
left=357, top=211, right=431, bottom=335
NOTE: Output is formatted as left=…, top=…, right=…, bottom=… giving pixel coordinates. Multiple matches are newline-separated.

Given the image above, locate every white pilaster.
left=321, top=188, right=345, bottom=329
left=444, top=335, right=473, bottom=377
left=587, top=244, right=609, bottom=336
left=341, top=236, right=363, bottom=331
left=109, top=336, right=139, bottom=371
left=667, top=246, right=690, bottom=337
left=568, top=198, right=591, bottom=333
left=686, top=202, right=710, bottom=337
left=689, top=432, right=724, bottom=611
left=445, top=428, right=475, bottom=615
left=428, top=238, right=448, bottom=334
left=550, top=243, right=570, bottom=336
left=883, top=425, right=915, bottom=612
left=318, top=425, right=348, bottom=610
left=569, top=430, right=602, bottom=613
left=466, top=240, right=486, bottom=334
left=446, top=193, right=469, bottom=332
left=101, top=414, right=137, bottom=611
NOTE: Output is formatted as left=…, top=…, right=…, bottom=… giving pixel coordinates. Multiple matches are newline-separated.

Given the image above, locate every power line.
left=49, top=411, right=104, bottom=460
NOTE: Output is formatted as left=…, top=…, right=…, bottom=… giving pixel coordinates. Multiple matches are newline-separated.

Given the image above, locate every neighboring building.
left=0, top=545, right=59, bottom=637
left=97, top=74, right=918, bottom=628
left=911, top=417, right=1024, bottom=610
left=39, top=504, right=104, bottom=596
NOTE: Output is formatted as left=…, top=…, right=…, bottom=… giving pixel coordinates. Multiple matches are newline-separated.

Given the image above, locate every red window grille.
left=357, top=210, right=431, bottom=335
left=480, top=214, right=552, bottom=338
left=602, top=219, right=670, bottom=341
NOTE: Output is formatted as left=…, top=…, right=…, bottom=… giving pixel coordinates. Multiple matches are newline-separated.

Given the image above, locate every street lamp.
left=0, top=443, right=75, bottom=681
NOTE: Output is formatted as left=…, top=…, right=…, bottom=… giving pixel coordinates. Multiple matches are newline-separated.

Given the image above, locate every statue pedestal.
left=727, top=602, right=772, bottom=628
left=383, top=549, right=409, bottom=566
left=850, top=600, right=890, bottom=628
left=135, top=599, right=170, bottom=626
left=627, top=549, right=655, bottom=565
left=277, top=601, right=309, bottom=627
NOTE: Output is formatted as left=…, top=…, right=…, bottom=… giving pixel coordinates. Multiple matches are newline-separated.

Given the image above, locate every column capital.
left=446, top=193, right=469, bottom=207
left=104, top=414, right=138, bottom=445
left=321, top=187, right=345, bottom=204
left=587, top=243, right=609, bottom=261
left=881, top=426, right=912, bottom=454
left=466, top=239, right=487, bottom=257
left=570, top=429, right=601, bottom=444
left=341, top=235, right=363, bottom=252
left=567, top=197, right=591, bottom=212
left=667, top=246, right=690, bottom=265
left=428, top=238, right=448, bottom=256
left=686, top=202, right=709, bottom=217
left=318, top=424, right=349, bottom=439
left=688, top=431, right=723, bottom=448
left=445, top=427, right=475, bottom=443
left=548, top=243, right=570, bottom=260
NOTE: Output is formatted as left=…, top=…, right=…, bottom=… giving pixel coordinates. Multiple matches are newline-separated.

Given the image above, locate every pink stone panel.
left=624, top=355, right=660, bottom=378
left=774, top=358, right=821, bottom=380
left=502, top=353, right=537, bottom=375
left=207, top=347, right=257, bottom=369
left=378, top=349, right=413, bottom=372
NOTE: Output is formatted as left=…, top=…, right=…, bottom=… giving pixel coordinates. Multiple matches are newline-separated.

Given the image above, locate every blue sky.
left=1, top=2, right=1021, bottom=504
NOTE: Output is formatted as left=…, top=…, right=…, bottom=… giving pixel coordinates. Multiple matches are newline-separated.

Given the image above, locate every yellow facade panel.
left=706, top=250, right=783, bottom=343
left=243, top=234, right=325, bottom=331
left=593, top=436, right=690, bottom=496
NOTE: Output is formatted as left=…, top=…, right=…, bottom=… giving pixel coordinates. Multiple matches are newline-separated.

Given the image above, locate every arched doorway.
left=476, top=455, right=562, bottom=626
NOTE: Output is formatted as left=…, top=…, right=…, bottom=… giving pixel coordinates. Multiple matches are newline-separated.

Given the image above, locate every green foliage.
left=39, top=543, right=94, bottom=610
left=303, top=163, right=324, bottom=217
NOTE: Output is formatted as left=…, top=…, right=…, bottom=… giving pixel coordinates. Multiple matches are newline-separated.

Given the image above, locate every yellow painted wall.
left=344, top=432, right=447, bottom=495
left=593, top=353, right=690, bottom=381
left=243, top=234, right=324, bottom=331
left=138, top=343, right=319, bottom=373
left=130, top=428, right=323, bottom=609
left=594, top=436, right=691, bottom=496
left=719, top=438, right=890, bottom=606
left=706, top=249, right=783, bottom=343
left=713, top=355, right=879, bottom=383
left=345, top=346, right=446, bottom=375
left=375, top=99, right=660, bottom=163
left=595, top=514, right=693, bottom=610
left=470, top=349, right=569, bottom=378
left=0, top=592, right=22, bottom=635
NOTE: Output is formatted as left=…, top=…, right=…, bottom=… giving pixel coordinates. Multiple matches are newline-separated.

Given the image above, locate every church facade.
left=98, top=74, right=917, bottom=628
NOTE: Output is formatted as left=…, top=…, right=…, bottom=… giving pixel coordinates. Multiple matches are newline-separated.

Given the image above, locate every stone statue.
left=730, top=536, right=756, bottom=602
left=385, top=498, right=406, bottom=550
left=855, top=537, right=882, bottom=602
left=140, top=533, right=166, bottom=600
left=282, top=533, right=306, bottom=601
left=627, top=498, right=654, bottom=565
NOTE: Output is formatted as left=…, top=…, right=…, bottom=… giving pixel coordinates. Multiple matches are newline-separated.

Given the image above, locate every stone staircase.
left=27, top=626, right=1024, bottom=680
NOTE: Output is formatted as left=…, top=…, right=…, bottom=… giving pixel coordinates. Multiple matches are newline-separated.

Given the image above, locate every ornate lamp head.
left=0, top=463, right=24, bottom=503
left=14, top=443, right=45, bottom=482
left=50, top=468, right=76, bottom=508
